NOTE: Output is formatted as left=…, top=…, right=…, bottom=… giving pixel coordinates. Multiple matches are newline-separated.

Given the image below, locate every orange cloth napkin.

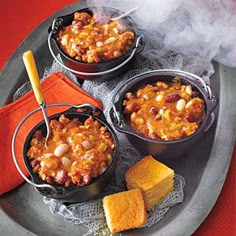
left=0, top=72, right=102, bottom=196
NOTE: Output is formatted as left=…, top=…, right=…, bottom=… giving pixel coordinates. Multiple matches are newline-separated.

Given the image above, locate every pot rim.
left=110, top=69, right=218, bottom=145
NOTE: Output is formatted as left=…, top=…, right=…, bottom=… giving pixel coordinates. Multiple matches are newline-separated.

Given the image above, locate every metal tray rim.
left=0, top=1, right=236, bottom=235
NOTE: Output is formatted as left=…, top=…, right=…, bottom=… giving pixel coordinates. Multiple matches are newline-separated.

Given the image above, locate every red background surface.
left=0, top=1, right=235, bottom=235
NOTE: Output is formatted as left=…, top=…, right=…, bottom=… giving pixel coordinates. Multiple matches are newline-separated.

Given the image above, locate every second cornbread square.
left=103, top=188, right=147, bottom=233
left=125, top=155, right=174, bottom=210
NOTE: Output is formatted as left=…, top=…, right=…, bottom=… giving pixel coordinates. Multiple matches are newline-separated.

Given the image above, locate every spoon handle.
left=111, top=7, right=138, bottom=21
left=22, top=50, right=44, bottom=105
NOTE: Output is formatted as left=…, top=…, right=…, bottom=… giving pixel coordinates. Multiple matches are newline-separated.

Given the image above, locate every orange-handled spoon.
left=23, top=50, right=51, bottom=147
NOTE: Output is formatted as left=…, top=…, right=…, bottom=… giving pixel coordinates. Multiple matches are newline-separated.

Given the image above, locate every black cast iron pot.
left=109, top=70, right=218, bottom=160
left=48, top=7, right=144, bottom=81
left=19, top=104, right=119, bottom=202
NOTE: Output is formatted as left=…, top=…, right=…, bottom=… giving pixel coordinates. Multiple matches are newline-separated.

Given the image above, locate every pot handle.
left=48, top=18, right=144, bottom=76
left=66, top=104, right=107, bottom=123
left=109, top=105, right=135, bottom=135
left=205, top=86, right=218, bottom=114
left=11, top=102, right=97, bottom=194
left=204, top=87, right=218, bottom=132
left=12, top=107, right=58, bottom=193
left=135, top=35, right=145, bottom=54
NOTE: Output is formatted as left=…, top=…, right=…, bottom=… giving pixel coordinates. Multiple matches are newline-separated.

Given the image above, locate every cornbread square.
left=125, top=155, right=174, bottom=210
left=103, top=188, right=147, bottom=233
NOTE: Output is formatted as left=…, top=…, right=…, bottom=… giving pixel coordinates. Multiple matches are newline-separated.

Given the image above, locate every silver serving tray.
left=0, top=1, right=236, bottom=235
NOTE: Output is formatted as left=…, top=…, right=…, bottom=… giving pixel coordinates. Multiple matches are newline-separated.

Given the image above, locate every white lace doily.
left=44, top=147, right=185, bottom=236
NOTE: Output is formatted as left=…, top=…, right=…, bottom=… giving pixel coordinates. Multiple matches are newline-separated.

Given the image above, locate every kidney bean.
left=83, top=175, right=92, bottom=185
left=165, top=93, right=181, bottom=103
left=186, top=114, right=197, bottom=122
left=149, top=106, right=159, bottom=117
left=72, top=19, right=84, bottom=30
left=92, top=52, right=101, bottom=63
left=104, top=132, right=111, bottom=139
left=34, top=130, right=42, bottom=140
left=33, top=164, right=40, bottom=173
left=106, top=139, right=114, bottom=148
left=55, top=170, right=68, bottom=184
left=150, top=133, right=160, bottom=139
left=72, top=118, right=80, bottom=124
left=65, top=179, right=72, bottom=187
left=124, top=103, right=140, bottom=114
left=154, top=114, right=162, bottom=121
left=31, top=159, right=40, bottom=168
left=192, top=90, right=199, bottom=98
left=117, top=23, right=127, bottom=33
left=65, top=121, right=76, bottom=129
left=46, top=176, right=54, bottom=184
left=94, top=120, right=101, bottom=128
left=100, top=126, right=107, bottom=134
left=50, top=120, right=64, bottom=130
left=125, top=92, right=134, bottom=100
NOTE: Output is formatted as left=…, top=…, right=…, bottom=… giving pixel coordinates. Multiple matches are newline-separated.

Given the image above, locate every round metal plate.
left=0, top=1, right=236, bottom=235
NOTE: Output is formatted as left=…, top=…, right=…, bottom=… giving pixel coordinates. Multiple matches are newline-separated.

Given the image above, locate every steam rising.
left=87, top=0, right=236, bottom=67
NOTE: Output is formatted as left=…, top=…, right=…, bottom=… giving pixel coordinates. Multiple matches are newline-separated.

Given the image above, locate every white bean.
left=185, top=85, right=192, bottom=96
left=61, top=157, right=71, bottom=168
left=104, top=37, right=116, bottom=44
left=43, top=153, right=53, bottom=158
left=176, top=99, right=186, bottom=111
left=159, top=109, right=165, bottom=115
left=61, top=34, right=69, bottom=46
left=72, top=43, right=79, bottom=51
left=113, top=27, right=118, bottom=33
left=67, top=137, right=72, bottom=144
left=107, top=153, right=112, bottom=164
left=155, top=94, right=164, bottom=102
left=99, top=167, right=107, bottom=175
left=81, top=140, right=92, bottom=150
left=96, top=41, right=103, bottom=47
left=186, top=100, right=193, bottom=108
left=54, top=143, right=69, bottom=157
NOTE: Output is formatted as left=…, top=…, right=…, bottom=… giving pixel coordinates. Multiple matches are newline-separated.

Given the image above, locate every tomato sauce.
left=27, top=115, right=115, bottom=186
left=123, top=78, right=205, bottom=141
